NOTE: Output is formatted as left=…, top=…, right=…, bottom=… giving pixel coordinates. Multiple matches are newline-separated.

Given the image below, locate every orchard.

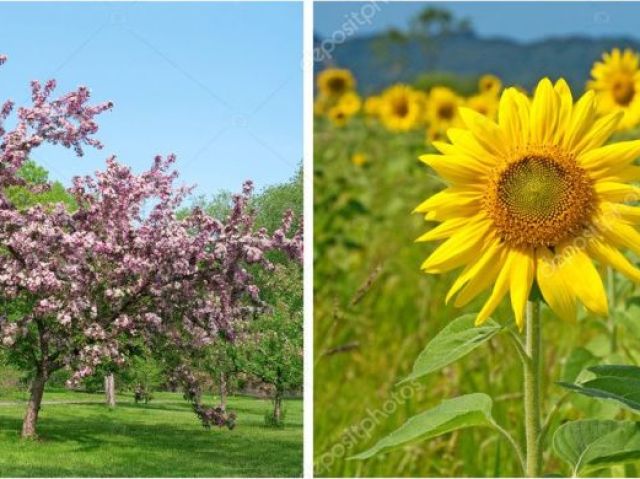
left=0, top=53, right=303, bottom=446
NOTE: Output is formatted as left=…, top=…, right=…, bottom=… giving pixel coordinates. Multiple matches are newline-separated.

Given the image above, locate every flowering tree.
left=157, top=183, right=303, bottom=429
left=0, top=55, right=112, bottom=437
left=0, top=154, right=200, bottom=437
left=182, top=171, right=303, bottom=413
left=0, top=56, right=304, bottom=438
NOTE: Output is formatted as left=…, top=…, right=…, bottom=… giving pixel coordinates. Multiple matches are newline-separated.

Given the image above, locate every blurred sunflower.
left=466, top=93, right=498, bottom=121
left=425, top=86, right=462, bottom=141
left=417, top=78, right=640, bottom=328
left=327, top=104, right=350, bottom=127
left=364, top=95, right=382, bottom=117
left=337, top=91, right=362, bottom=116
left=478, top=74, right=502, bottom=96
left=378, top=85, right=424, bottom=132
left=351, top=152, right=367, bottom=166
left=588, top=48, right=640, bottom=130
left=317, top=68, right=355, bottom=98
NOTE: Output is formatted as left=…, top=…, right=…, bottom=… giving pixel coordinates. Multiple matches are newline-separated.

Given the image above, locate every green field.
left=0, top=390, right=302, bottom=477
left=313, top=118, right=640, bottom=477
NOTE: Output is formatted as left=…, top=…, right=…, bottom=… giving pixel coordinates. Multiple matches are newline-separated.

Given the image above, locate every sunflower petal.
left=579, top=139, right=640, bottom=172
left=446, top=238, right=502, bottom=304
left=421, top=220, right=491, bottom=273
left=509, top=249, right=535, bottom=330
left=553, top=79, right=573, bottom=144
left=414, top=188, right=482, bottom=214
left=475, top=250, right=517, bottom=325
left=594, top=182, right=640, bottom=203
left=498, top=88, right=524, bottom=147
left=536, top=247, right=577, bottom=322
left=607, top=203, right=640, bottom=224
left=556, top=243, right=608, bottom=316
left=563, top=90, right=597, bottom=153
left=458, top=107, right=509, bottom=158
left=530, top=78, right=558, bottom=145
left=416, top=216, right=470, bottom=242
left=419, top=154, right=489, bottom=184
left=573, top=111, right=623, bottom=153
left=599, top=218, right=640, bottom=257
left=446, top=128, right=497, bottom=166
left=587, top=237, right=640, bottom=283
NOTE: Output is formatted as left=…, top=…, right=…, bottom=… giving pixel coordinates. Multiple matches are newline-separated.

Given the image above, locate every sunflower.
left=337, top=91, right=362, bottom=116
left=364, top=95, right=382, bottom=117
left=479, top=74, right=502, bottom=96
left=416, top=77, right=640, bottom=328
left=327, top=104, right=350, bottom=127
left=588, top=48, right=640, bottom=130
left=466, top=93, right=499, bottom=121
left=378, top=85, right=424, bottom=132
left=425, top=86, right=462, bottom=140
left=352, top=152, right=367, bottom=166
left=317, top=68, right=355, bottom=98
left=425, top=125, right=447, bottom=143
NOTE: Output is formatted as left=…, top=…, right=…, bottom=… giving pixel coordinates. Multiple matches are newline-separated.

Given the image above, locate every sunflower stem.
left=524, top=300, right=542, bottom=478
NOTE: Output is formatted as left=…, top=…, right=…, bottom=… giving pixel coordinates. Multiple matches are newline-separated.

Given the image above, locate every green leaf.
left=399, top=314, right=502, bottom=384
left=589, top=365, right=640, bottom=379
left=350, top=393, right=493, bottom=460
left=561, top=347, right=598, bottom=383
left=553, top=420, right=640, bottom=476
left=559, top=364, right=640, bottom=412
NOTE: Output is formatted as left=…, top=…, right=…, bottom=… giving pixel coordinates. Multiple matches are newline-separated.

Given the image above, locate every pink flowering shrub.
left=0, top=55, right=303, bottom=437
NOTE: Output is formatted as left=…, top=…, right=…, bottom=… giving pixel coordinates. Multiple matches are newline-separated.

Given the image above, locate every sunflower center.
left=393, top=98, right=409, bottom=117
left=485, top=152, right=595, bottom=248
left=612, top=76, right=635, bottom=106
left=327, top=77, right=346, bottom=95
left=481, top=80, right=495, bottom=93
left=437, top=102, right=455, bottom=120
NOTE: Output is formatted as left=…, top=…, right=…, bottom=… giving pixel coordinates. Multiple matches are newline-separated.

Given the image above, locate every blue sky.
left=0, top=2, right=302, bottom=198
left=315, top=2, right=640, bottom=42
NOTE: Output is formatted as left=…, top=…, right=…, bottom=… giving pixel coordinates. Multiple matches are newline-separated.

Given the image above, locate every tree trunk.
left=219, top=372, right=227, bottom=410
left=21, top=369, right=46, bottom=439
left=273, top=393, right=282, bottom=424
left=105, top=373, right=116, bottom=407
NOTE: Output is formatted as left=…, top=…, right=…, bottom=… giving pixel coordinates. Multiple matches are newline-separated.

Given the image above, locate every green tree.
left=242, top=263, right=303, bottom=426
left=186, top=165, right=302, bottom=233
left=194, top=339, right=243, bottom=410
left=5, top=160, right=76, bottom=211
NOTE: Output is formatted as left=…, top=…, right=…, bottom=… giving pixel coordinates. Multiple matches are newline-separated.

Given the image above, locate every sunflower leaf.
left=553, top=420, right=640, bottom=476
left=561, top=347, right=598, bottom=383
left=350, top=393, right=494, bottom=460
left=398, top=314, right=502, bottom=385
left=558, top=364, right=640, bottom=412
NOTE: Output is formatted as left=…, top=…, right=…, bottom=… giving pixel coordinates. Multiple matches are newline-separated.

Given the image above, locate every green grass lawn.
left=0, top=390, right=302, bottom=477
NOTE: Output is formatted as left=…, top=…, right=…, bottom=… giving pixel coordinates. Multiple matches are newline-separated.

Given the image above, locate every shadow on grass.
left=0, top=406, right=302, bottom=477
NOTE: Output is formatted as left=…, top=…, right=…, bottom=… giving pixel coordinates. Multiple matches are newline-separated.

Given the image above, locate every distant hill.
left=314, top=31, right=640, bottom=94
